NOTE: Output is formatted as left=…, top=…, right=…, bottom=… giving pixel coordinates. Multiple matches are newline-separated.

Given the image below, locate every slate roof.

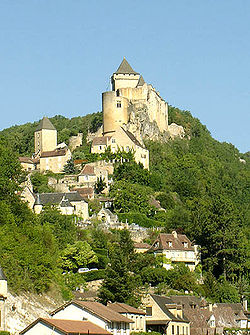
left=0, top=266, right=7, bottom=280
left=108, top=302, right=146, bottom=315
left=20, top=318, right=111, bottom=335
left=35, top=192, right=84, bottom=205
left=114, top=58, right=139, bottom=75
left=51, top=301, right=133, bottom=323
left=121, top=127, right=144, bottom=148
left=137, top=75, right=145, bottom=87
left=150, top=294, right=189, bottom=323
left=149, top=232, right=195, bottom=252
left=92, top=136, right=111, bottom=146
left=35, top=117, right=56, bottom=131
left=169, top=296, right=203, bottom=308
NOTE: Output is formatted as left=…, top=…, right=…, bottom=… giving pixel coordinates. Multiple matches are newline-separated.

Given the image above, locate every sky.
left=0, top=0, right=249, bottom=153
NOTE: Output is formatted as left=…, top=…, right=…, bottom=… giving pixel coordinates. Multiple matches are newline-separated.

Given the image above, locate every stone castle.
left=91, top=58, right=184, bottom=169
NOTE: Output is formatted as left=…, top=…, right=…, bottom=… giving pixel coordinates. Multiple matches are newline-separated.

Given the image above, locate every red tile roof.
left=134, top=242, right=151, bottom=249
left=20, top=318, right=111, bottom=335
left=19, top=157, right=35, bottom=164
left=40, top=148, right=67, bottom=158
left=80, top=165, right=95, bottom=175
left=150, top=232, right=195, bottom=251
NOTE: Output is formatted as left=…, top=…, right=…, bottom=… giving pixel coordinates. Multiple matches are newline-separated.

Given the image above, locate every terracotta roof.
left=150, top=232, right=195, bottom=252
left=108, top=302, right=146, bottom=315
left=20, top=318, right=111, bottom=335
left=51, top=301, right=133, bottom=323
left=35, top=117, right=56, bottom=131
left=80, top=165, right=95, bottom=175
left=134, top=242, right=151, bottom=249
left=40, top=148, right=68, bottom=158
left=114, top=58, right=139, bottom=75
left=92, top=137, right=110, bottom=146
left=72, top=187, right=94, bottom=196
left=19, top=156, right=35, bottom=164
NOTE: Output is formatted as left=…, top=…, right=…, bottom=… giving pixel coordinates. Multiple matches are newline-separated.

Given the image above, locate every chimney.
left=172, top=231, right=177, bottom=238
left=208, top=303, right=213, bottom=312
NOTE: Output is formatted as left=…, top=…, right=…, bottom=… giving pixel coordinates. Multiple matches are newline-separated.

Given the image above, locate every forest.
left=0, top=106, right=249, bottom=305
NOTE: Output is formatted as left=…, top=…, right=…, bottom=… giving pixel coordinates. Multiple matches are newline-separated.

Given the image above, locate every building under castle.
left=19, top=117, right=72, bottom=173
left=91, top=58, right=170, bottom=169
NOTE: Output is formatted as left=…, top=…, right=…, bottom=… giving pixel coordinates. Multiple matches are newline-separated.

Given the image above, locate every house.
left=169, top=296, right=249, bottom=334
left=0, top=266, right=7, bottom=332
left=149, top=231, right=200, bottom=271
left=19, top=318, right=112, bottom=335
left=72, top=187, right=95, bottom=200
left=97, top=208, right=118, bottom=225
left=91, top=127, right=149, bottom=170
left=50, top=300, right=133, bottom=335
left=78, top=164, right=109, bottom=192
left=134, top=242, right=151, bottom=253
left=107, top=302, right=146, bottom=332
left=33, top=191, right=89, bottom=220
left=142, top=294, right=190, bottom=335
left=19, top=117, right=72, bottom=174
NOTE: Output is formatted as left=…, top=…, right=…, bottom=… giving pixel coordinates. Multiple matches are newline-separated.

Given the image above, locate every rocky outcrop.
left=69, top=133, right=83, bottom=151
left=168, top=123, right=185, bottom=139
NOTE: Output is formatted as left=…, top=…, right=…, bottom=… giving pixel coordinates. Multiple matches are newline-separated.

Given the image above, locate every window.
left=177, top=326, right=179, bottom=335
left=112, top=139, right=116, bottom=143
left=99, top=146, right=102, bottom=150
left=182, top=242, right=188, bottom=248
left=117, top=101, right=122, bottom=108
left=116, top=89, right=120, bottom=97
left=169, top=241, right=173, bottom=247
left=146, top=307, right=152, bottom=316
left=172, top=325, right=175, bottom=335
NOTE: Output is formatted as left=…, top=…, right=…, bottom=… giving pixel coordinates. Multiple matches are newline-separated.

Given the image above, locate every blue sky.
left=0, top=0, right=249, bottom=152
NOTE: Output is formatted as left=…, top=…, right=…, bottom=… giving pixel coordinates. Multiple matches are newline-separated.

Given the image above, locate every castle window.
left=117, top=101, right=122, bottom=108
left=116, top=89, right=120, bottom=97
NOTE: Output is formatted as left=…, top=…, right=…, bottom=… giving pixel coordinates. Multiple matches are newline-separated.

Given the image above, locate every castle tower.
left=34, top=117, right=57, bottom=154
left=103, top=58, right=140, bottom=136
left=0, top=266, right=7, bottom=331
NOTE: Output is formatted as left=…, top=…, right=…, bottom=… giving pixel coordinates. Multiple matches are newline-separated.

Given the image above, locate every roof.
left=51, top=301, right=133, bottom=323
left=169, top=296, right=203, bottom=308
left=114, top=58, right=139, bottom=75
left=107, top=302, right=146, bottom=315
left=149, top=232, right=195, bottom=252
left=92, top=136, right=111, bottom=146
left=72, top=187, right=94, bottom=196
left=35, top=117, right=56, bottom=131
left=80, top=165, right=95, bottom=176
left=40, top=148, right=67, bottom=158
left=19, top=156, right=35, bottom=164
left=35, top=192, right=85, bottom=205
left=20, top=318, right=111, bottom=335
left=0, top=266, right=7, bottom=280
left=137, top=75, right=145, bottom=87
left=150, top=294, right=189, bottom=323
left=134, top=242, right=151, bottom=249
left=121, top=127, right=144, bottom=148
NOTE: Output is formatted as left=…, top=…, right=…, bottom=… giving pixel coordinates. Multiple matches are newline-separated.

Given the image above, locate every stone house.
left=107, top=302, right=146, bottom=332
left=50, top=300, right=133, bottom=335
left=33, top=191, right=89, bottom=220
left=142, top=294, right=190, bottom=335
left=97, top=208, right=118, bottom=225
left=134, top=242, right=151, bottom=253
left=19, top=318, right=112, bottom=335
left=149, top=231, right=200, bottom=271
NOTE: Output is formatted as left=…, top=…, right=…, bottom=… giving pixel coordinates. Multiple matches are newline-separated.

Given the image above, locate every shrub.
left=83, top=269, right=106, bottom=281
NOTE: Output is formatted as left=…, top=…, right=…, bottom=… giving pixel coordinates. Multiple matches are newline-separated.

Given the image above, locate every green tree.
left=94, top=177, right=106, bottom=194
left=63, top=158, right=77, bottom=174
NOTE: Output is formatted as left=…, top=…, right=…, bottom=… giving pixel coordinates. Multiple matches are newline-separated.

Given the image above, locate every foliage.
left=94, top=177, right=106, bottom=194
left=83, top=269, right=106, bottom=281
left=60, top=241, right=97, bottom=273
left=63, top=158, right=78, bottom=174
left=30, top=172, right=54, bottom=193
left=113, top=161, right=150, bottom=186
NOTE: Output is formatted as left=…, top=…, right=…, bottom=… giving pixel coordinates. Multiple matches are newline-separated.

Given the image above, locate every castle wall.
left=102, top=91, right=129, bottom=135
left=34, top=129, right=57, bottom=154
left=112, top=73, right=140, bottom=90
left=39, top=149, right=71, bottom=173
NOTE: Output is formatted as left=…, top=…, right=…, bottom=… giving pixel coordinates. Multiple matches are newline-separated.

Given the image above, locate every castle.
left=91, top=58, right=170, bottom=169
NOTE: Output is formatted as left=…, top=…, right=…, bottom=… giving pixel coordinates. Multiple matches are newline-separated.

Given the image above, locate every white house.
left=50, top=301, right=133, bottom=335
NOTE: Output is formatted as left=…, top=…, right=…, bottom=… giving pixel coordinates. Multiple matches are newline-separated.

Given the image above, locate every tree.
left=60, top=241, right=97, bottom=273
left=94, top=177, right=106, bottom=194
left=63, top=158, right=77, bottom=174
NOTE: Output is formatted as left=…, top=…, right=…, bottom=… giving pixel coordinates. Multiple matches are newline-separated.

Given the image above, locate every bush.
left=83, top=269, right=106, bottom=281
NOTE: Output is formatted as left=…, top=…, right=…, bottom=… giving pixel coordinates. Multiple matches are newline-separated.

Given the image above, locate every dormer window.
left=183, top=242, right=188, bottom=248
left=168, top=241, right=172, bottom=247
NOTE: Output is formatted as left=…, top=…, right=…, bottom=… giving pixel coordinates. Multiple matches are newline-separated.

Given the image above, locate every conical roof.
left=0, top=266, right=7, bottom=280
left=35, top=117, right=56, bottom=131
left=137, top=75, right=145, bottom=87
left=114, top=58, right=139, bottom=75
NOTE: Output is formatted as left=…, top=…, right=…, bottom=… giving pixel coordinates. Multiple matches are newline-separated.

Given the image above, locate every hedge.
left=83, top=269, right=106, bottom=282
left=118, top=212, right=164, bottom=228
